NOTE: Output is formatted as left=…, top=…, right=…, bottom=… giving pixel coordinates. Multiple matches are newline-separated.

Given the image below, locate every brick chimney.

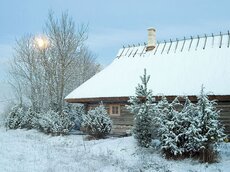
left=146, top=27, right=156, bottom=51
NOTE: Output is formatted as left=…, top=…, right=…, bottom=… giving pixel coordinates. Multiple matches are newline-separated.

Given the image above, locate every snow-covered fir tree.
left=192, top=86, right=225, bottom=162
left=127, top=69, right=155, bottom=148
left=182, top=96, right=203, bottom=154
left=158, top=97, right=189, bottom=156
left=154, top=96, right=170, bottom=130
left=196, top=86, right=225, bottom=146
left=157, top=87, right=225, bottom=161
left=82, top=103, right=112, bottom=138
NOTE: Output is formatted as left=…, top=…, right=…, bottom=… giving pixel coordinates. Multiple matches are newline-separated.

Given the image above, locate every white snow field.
left=0, top=128, right=230, bottom=172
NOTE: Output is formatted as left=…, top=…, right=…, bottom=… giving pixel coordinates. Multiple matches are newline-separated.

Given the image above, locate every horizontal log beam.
left=65, top=95, right=230, bottom=104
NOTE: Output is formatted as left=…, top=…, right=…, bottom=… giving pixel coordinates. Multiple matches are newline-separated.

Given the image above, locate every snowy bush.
left=4, top=103, right=76, bottom=135
left=0, top=103, right=13, bottom=127
left=63, top=104, right=85, bottom=130
left=5, top=105, right=25, bottom=129
left=30, top=110, right=41, bottom=129
left=20, top=108, right=37, bottom=129
left=5, top=105, right=41, bottom=130
left=38, top=110, right=74, bottom=135
left=157, top=87, right=225, bottom=162
left=127, top=69, right=156, bottom=148
left=82, top=104, right=112, bottom=139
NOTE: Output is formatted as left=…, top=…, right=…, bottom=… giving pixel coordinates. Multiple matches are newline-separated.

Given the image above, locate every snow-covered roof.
left=65, top=32, right=230, bottom=102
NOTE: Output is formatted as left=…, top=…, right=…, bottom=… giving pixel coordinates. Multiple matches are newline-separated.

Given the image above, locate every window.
left=109, top=105, right=120, bottom=116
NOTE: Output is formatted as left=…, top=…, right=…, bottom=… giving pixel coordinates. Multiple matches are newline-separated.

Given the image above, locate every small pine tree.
left=158, top=97, right=188, bottom=157
left=181, top=97, right=200, bottom=154
left=197, top=86, right=225, bottom=144
left=194, top=86, right=225, bottom=162
left=157, top=90, right=225, bottom=162
left=82, top=104, right=112, bottom=139
left=127, top=69, right=155, bottom=148
left=155, top=96, right=170, bottom=138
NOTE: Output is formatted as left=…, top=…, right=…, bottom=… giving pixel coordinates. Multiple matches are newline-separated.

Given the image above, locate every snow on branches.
left=82, top=103, right=112, bottom=139
left=128, top=70, right=225, bottom=162
left=127, top=69, right=156, bottom=148
left=158, top=87, right=225, bottom=162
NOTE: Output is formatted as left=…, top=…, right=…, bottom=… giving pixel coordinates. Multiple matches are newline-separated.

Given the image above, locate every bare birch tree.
left=10, top=35, right=46, bottom=112
left=10, top=11, right=100, bottom=113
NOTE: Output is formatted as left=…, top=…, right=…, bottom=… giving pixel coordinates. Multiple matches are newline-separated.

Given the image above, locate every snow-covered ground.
left=0, top=128, right=230, bottom=172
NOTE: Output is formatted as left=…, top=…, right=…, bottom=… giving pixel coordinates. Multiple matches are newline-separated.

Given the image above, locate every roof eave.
left=65, top=97, right=130, bottom=104
left=65, top=95, right=230, bottom=104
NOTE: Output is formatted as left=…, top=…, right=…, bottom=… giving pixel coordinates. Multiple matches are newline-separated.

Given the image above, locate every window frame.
left=109, top=104, right=121, bottom=116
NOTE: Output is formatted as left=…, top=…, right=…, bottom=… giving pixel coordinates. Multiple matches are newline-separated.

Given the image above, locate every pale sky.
left=0, top=0, right=230, bottom=108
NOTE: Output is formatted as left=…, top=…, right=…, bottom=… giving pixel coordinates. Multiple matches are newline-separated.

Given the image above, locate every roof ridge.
left=121, top=30, right=230, bottom=48
left=116, top=30, right=230, bottom=58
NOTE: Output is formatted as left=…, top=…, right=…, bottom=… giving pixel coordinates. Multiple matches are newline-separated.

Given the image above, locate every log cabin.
left=65, top=28, right=230, bottom=136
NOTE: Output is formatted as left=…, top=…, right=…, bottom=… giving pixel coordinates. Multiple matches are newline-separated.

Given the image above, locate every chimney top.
left=147, top=27, right=156, bottom=31
left=146, top=27, right=156, bottom=51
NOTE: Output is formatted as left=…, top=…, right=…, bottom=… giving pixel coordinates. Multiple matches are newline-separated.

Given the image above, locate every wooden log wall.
left=217, top=102, right=230, bottom=136
left=110, top=105, right=133, bottom=135
left=87, top=102, right=230, bottom=136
